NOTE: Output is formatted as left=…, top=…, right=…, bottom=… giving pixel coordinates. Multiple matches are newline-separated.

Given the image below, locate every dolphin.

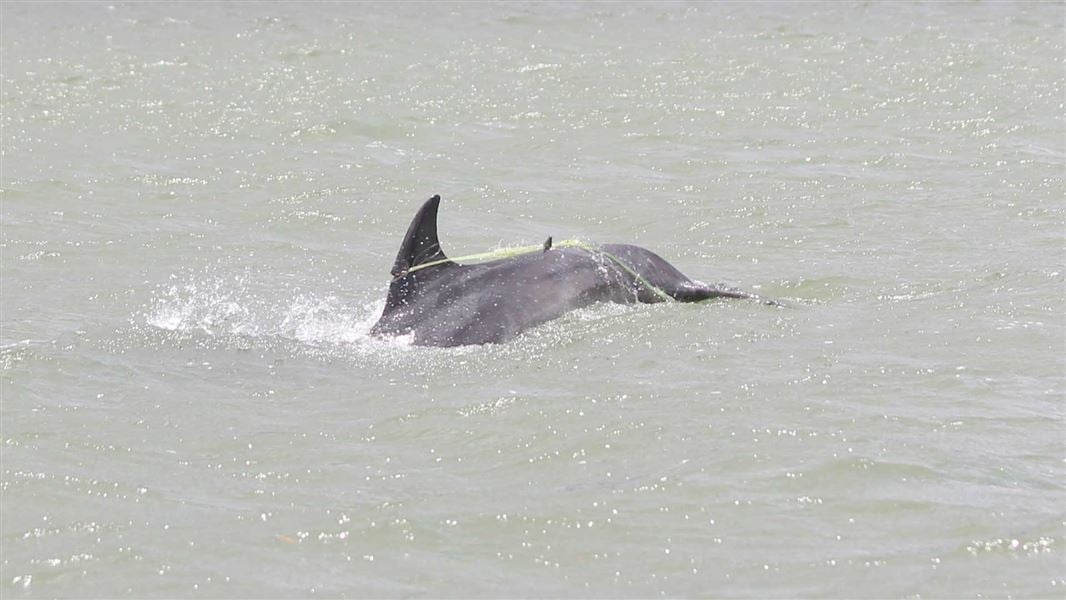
left=370, top=195, right=774, bottom=347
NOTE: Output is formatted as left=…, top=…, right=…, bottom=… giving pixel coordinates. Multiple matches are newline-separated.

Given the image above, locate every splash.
left=138, top=269, right=662, bottom=371
left=146, top=279, right=254, bottom=336
left=142, top=274, right=405, bottom=350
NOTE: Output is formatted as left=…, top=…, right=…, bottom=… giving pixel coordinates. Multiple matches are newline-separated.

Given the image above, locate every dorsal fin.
left=390, top=194, right=452, bottom=277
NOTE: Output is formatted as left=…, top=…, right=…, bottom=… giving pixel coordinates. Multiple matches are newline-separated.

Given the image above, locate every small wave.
left=0, top=339, right=50, bottom=371
left=966, top=535, right=1056, bottom=557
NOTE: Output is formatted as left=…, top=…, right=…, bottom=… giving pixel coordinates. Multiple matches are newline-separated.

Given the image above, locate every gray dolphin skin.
left=370, top=195, right=773, bottom=347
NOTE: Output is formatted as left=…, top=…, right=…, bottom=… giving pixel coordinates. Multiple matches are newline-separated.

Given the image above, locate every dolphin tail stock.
left=597, top=243, right=780, bottom=306
left=389, top=194, right=454, bottom=277
left=673, top=281, right=783, bottom=307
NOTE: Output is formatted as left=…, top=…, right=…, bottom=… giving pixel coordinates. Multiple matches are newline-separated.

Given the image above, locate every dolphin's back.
left=372, top=247, right=632, bottom=346
left=369, top=196, right=773, bottom=347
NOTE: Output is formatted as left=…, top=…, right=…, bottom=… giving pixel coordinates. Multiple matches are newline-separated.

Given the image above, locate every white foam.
left=142, top=276, right=401, bottom=351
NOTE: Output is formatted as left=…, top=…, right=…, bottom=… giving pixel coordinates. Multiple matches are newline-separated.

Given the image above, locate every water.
left=2, top=2, right=1063, bottom=597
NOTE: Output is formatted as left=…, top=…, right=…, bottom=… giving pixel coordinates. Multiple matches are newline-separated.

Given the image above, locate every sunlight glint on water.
left=2, top=3, right=1063, bottom=598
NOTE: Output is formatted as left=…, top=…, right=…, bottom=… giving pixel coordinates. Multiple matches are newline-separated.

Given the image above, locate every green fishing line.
left=400, top=240, right=674, bottom=302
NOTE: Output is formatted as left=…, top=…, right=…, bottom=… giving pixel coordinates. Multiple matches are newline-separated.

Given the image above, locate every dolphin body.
left=370, top=195, right=770, bottom=347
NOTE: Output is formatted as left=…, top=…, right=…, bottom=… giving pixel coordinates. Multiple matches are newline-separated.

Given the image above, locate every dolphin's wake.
left=143, top=275, right=396, bottom=348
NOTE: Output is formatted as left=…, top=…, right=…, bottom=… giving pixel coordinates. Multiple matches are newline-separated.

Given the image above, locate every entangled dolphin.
left=370, top=195, right=775, bottom=347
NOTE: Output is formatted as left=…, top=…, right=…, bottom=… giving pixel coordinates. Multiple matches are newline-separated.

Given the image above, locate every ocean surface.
left=2, top=2, right=1063, bottom=597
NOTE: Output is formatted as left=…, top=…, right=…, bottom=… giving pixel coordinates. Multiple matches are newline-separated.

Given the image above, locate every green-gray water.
left=2, top=2, right=1063, bottom=597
